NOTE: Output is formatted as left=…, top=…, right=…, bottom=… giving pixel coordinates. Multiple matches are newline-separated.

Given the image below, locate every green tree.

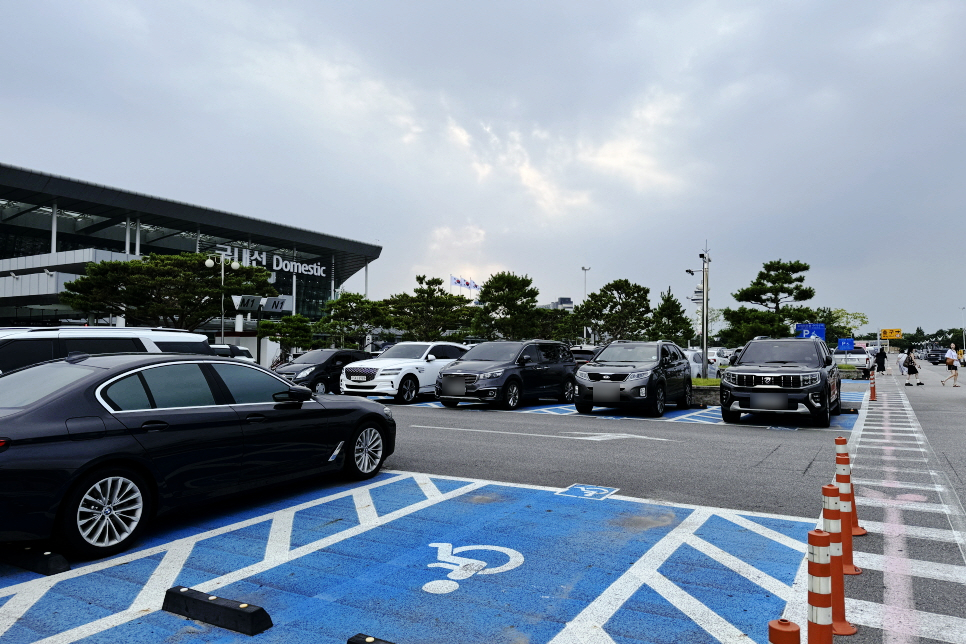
left=530, top=307, right=584, bottom=342
left=574, top=279, right=652, bottom=341
left=258, top=314, right=315, bottom=359
left=718, top=306, right=796, bottom=347
left=471, top=272, right=540, bottom=340
left=61, top=253, right=276, bottom=330
left=732, top=259, right=815, bottom=313
left=385, top=275, right=472, bottom=341
left=647, top=288, right=694, bottom=345
left=315, top=292, right=387, bottom=348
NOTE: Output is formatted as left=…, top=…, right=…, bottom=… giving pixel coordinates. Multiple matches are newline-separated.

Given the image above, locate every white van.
left=0, top=327, right=213, bottom=374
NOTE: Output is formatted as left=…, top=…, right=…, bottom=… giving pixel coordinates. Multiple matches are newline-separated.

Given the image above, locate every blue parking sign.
left=838, top=338, right=855, bottom=350
left=795, top=323, right=826, bottom=340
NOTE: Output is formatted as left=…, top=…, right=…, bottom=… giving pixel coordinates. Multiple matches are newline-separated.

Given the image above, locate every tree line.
left=59, top=252, right=873, bottom=353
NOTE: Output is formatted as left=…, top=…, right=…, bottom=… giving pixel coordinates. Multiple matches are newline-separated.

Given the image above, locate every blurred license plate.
left=593, top=382, right=620, bottom=402
left=350, top=376, right=367, bottom=381
left=443, top=379, right=466, bottom=396
left=751, top=393, right=788, bottom=410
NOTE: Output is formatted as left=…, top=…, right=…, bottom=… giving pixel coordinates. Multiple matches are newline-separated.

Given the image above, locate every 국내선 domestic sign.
left=215, top=244, right=327, bottom=277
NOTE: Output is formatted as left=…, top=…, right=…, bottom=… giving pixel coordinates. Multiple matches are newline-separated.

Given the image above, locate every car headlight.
left=380, top=368, right=402, bottom=376
left=296, top=368, right=315, bottom=379
left=802, top=372, right=821, bottom=386
left=575, top=370, right=591, bottom=381
left=382, top=406, right=393, bottom=419
left=480, top=369, right=504, bottom=380
left=627, top=371, right=652, bottom=380
left=724, top=371, right=739, bottom=384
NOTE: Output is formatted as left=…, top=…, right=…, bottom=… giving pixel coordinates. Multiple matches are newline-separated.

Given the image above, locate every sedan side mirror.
left=519, top=355, right=532, bottom=365
left=273, top=386, right=312, bottom=402
left=729, top=354, right=738, bottom=365
left=426, top=354, right=436, bottom=362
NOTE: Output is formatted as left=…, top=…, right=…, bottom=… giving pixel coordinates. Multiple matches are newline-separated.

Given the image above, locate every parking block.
left=162, top=586, right=273, bottom=635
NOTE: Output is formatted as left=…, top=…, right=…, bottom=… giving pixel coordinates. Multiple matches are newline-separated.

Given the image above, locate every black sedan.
left=0, top=353, right=395, bottom=557
left=273, top=348, right=370, bottom=394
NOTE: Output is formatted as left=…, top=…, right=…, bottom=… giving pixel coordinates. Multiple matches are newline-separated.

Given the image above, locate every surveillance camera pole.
left=700, top=244, right=710, bottom=379
left=206, top=254, right=240, bottom=344
left=581, top=266, right=591, bottom=343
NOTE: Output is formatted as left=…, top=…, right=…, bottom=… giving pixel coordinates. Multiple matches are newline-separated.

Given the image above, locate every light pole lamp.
left=961, top=307, right=965, bottom=355
left=581, top=266, right=591, bottom=343
left=206, top=255, right=240, bottom=344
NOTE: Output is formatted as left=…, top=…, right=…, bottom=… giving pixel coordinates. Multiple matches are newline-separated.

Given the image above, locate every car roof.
left=0, top=327, right=207, bottom=341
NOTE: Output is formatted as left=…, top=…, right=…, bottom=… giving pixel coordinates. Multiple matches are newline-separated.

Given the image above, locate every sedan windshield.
left=459, top=342, right=523, bottom=361
left=292, top=350, right=337, bottom=364
left=594, top=343, right=659, bottom=363
left=738, top=341, right=822, bottom=367
left=0, top=363, right=97, bottom=408
left=377, top=344, right=429, bottom=360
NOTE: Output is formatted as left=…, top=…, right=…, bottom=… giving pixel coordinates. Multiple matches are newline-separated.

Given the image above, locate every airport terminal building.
left=0, top=162, right=381, bottom=327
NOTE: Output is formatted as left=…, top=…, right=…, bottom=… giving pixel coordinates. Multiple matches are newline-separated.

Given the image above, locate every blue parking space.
left=397, top=398, right=860, bottom=431
left=0, top=472, right=815, bottom=644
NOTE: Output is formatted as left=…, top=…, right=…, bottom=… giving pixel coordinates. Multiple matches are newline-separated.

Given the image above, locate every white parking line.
left=410, top=425, right=677, bottom=442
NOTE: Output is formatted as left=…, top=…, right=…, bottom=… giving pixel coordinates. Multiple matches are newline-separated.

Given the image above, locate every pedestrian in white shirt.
left=941, top=343, right=960, bottom=387
left=895, top=352, right=907, bottom=376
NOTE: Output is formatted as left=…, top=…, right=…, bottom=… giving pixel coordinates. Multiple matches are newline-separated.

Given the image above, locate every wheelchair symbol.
left=421, top=542, right=525, bottom=594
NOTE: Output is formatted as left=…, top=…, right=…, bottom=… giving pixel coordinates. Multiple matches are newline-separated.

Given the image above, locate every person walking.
left=904, top=348, right=923, bottom=386
left=896, top=351, right=907, bottom=376
left=875, top=347, right=887, bottom=374
left=942, top=343, right=960, bottom=387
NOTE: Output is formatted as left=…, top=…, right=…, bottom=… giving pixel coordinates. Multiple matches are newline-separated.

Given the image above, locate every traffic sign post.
left=881, top=329, right=902, bottom=340
left=795, top=323, right=826, bottom=340
left=837, top=338, right=855, bottom=351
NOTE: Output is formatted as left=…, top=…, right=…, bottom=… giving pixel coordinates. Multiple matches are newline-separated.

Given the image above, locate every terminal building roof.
left=0, top=162, right=381, bottom=285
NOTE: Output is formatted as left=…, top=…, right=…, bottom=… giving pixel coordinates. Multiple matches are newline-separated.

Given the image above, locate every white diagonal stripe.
left=128, top=541, right=194, bottom=612
left=853, top=551, right=966, bottom=585
left=0, top=579, right=56, bottom=638
left=263, top=509, right=295, bottom=563
left=686, top=535, right=791, bottom=600
left=413, top=473, right=443, bottom=499
left=352, top=488, right=379, bottom=525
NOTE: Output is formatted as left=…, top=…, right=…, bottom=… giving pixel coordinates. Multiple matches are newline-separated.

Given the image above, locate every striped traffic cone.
left=806, top=529, right=833, bottom=644
left=835, top=438, right=868, bottom=537
left=768, top=618, right=800, bottom=643
left=822, top=484, right=857, bottom=635
left=836, top=453, right=863, bottom=575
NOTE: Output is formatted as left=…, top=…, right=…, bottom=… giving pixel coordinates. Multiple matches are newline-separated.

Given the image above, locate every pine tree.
left=648, top=288, right=694, bottom=345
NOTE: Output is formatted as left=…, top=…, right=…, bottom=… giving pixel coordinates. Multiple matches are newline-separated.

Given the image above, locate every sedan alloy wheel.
left=346, top=425, right=385, bottom=479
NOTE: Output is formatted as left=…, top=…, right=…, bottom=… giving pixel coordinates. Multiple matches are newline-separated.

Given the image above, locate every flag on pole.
left=469, top=279, right=479, bottom=290
left=450, top=275, right=459, bottom=286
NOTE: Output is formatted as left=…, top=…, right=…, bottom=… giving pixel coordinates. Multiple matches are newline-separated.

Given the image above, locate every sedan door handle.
left=141, top=420, right=169, bottom=432
left=245, top=414, right=267, bottom=423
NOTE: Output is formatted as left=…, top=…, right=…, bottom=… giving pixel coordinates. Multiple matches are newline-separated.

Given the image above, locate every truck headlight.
left=801, top=372, right=821, bottom=386
left=724, top=371, right=739, bottom=384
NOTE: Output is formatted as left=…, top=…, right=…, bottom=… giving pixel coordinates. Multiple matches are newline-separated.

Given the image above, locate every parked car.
left=275, top=348, right=371, bottom=394
left=575, top=340, right=692, bottom=417
left=832, top=348, right=871, bottom=379
left=925, top=347, right=947, bottom=365
left=0, top=353, right=395, bottom=557
left=209, top=343, right=256, bottom=363
left=436, top=340, right=577, bottom=409
left=720, top=337, right=842, bottom=427
left=683, top=349, right=720, bottom=379
left=0, top=327, right=212, bottom=375
left=569, top=344, right=601, bottom=366
left=343, top=341, right=468, bottom=403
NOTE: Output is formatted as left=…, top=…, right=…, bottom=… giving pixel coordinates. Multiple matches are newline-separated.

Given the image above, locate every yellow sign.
left=881, top=328, right=903, bottom=339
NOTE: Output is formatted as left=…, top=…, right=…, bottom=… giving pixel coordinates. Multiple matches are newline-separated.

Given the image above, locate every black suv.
left=574, top=340, right=692, bottom=417
left=720, top=337, right=842, bottom=427
left=273, top=349, right=370, bottom=395
left=435, top=340, right=577, bottom=409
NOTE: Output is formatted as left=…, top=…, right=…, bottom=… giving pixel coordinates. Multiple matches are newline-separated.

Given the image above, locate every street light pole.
left=205, top=254, right=240, bottom=344
left=960, top=307, right=965, bottom=355
left=700, top=245, right=711, bottom=379
left=581, top=266, right=591, bottom=343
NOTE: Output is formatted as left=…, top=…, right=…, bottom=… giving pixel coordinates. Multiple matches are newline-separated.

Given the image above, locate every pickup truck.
left=832, top=348, right=871, bottom=378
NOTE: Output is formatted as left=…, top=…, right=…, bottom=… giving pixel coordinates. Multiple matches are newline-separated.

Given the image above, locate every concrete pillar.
left=124, top=217, right=131, bottom=258
left=365, top=260, right=368, bottom=299
left=292, top=273, right=297, bottom=317
left=50, top=202, right=58, bottom=254
left=235, top=314, right=244, bottom=333
left=116, top=315, right=126, bottom=328
left=134, top=218, right=141, bottom=256
left=196, top=227, right=201, bottom=253
left=330, top=257, right=335, bottom=301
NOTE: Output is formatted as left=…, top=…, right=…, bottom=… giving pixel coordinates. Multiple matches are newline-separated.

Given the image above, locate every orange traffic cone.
left=822, top=484, right=857, bottom=635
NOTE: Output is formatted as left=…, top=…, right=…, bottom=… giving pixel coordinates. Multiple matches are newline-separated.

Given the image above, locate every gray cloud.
left=1, top=0, right=963, bottom=335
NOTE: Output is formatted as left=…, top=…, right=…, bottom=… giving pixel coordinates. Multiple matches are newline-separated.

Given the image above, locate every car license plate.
left=593, top=382, right=620, bottom=403
left=350, top=375, right=367, bottom=382
left=443, top=379, right=466, bottom=396
left=751, top=392, right=788, bottom=410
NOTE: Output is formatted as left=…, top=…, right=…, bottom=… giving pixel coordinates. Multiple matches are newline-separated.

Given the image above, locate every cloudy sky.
left=2, top=1, right=964, bottom=335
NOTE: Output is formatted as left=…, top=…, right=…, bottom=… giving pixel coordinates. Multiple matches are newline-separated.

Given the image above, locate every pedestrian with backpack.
left=942, top=343, right=960, bottom=387
left=904, top=348, right=923, bottom=386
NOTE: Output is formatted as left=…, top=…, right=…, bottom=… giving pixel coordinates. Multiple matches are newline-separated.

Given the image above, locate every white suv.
left=0, top=327, right=213, bottom=374
left=341, top=341, right=467, bottom=403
